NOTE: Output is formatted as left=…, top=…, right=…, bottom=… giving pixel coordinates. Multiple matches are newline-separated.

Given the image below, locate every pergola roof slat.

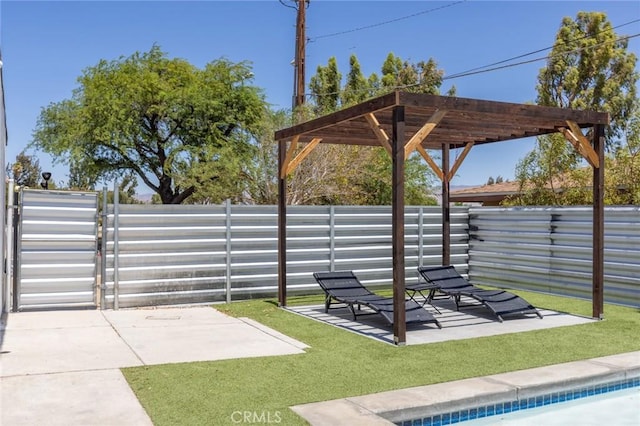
left=276, top=91, right=609, bottom=150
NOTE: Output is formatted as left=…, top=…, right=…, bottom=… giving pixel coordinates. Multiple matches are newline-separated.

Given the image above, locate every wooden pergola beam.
left=364, top=113, right=392, bottom=155
left=285, top=138, right=322, bottom=176
left=416, top=145, right=444, bottom=181
left=442, top=143, right=450, bottom=266
left=563, top=120, right=600, bottom=168
left=404, top=109, right=447, bottom=158
left=447, top=142, right=474, bottom=181
left=280, top=135, right=299, bottom=178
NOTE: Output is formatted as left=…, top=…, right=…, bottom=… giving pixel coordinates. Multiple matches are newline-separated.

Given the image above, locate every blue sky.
left=1, top=0, right=639, bottom=191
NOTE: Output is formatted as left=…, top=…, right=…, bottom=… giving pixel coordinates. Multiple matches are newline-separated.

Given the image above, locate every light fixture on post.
left=41, top=172, right=51, bottom=190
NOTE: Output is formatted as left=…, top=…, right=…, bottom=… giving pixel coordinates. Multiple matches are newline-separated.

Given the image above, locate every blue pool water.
left=466, top=386, right=639, bottom=425
left=396, top=377, right=640, bottom=426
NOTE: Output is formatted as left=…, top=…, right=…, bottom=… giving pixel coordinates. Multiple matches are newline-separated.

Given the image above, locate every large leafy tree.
left=536, top=12, right=637, bottom=143
left=513, top=12, right=639, bottom=205
left=31, top=45, right=266, bottom=204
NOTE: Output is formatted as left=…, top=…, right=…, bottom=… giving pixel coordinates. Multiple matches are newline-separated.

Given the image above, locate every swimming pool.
left=467, top=386, right=639, bottom=425
left=395, top=376, right=640, bottom=426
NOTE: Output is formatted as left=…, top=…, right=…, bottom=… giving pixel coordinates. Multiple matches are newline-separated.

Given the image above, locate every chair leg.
left=325, top=295, right=331, bottom=313
left=348, top=305, right=357, bottom=320
left=425, top=289, right=442, bottom=314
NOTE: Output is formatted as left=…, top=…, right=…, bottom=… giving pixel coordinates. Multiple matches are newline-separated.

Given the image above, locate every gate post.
left=100, top=186, right=108, bottom=310
left=5, top=179, right=15, bottom=312
left=225, top=199, right=232, bottom=303
left=113, top=181, right=120, bottom=310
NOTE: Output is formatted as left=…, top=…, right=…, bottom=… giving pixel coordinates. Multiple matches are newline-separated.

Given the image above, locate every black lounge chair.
left=414, top=266, right=543, bottom=322
left=313, top=271, right=441, bottom=328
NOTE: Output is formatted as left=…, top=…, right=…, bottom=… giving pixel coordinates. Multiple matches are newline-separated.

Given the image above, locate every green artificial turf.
left=122, top=291, right=640, bottom=426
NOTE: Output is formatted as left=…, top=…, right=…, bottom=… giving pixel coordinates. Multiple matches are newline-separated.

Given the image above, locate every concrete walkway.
left=0, top=306, right=308, bottom=426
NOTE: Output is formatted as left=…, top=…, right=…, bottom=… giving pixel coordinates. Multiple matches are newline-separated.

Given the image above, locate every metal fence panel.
left=103, top=204, right=469, bottom=308
left=468, top=206, right=640, bottom=308
left=17, top=190, right=98, bottom=310
left=102, top=204, right=228, bottom=308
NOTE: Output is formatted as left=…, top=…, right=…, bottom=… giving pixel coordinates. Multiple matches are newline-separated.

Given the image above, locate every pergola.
left=274, top=91, right=610, bottom=345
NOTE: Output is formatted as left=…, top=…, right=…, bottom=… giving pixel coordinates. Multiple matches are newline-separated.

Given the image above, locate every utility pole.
left=293, top=0, right=307, bottom=112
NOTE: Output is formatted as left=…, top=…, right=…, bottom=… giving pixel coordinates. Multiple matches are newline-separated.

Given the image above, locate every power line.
left=443, top=33, right=640, bottom=81
left=308, top=1, right=467, bottom=42
left=446, top=18, right=640, bottom=80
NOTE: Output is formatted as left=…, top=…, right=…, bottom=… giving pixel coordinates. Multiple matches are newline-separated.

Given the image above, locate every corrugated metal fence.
left=9, top=191, right=639, bottom=311
left=468, top=206, right=640, bottom=307
left=16, top=190, right=99, bottom=310
left=101, top=203, right=470, bottom=308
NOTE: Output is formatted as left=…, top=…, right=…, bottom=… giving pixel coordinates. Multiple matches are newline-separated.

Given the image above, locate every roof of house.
left=450, top=181, right=521, bottom=203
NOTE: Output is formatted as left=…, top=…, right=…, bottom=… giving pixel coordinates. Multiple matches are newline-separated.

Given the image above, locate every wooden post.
left=278, top=140, right=287, bottom=307
left=592, top=124, right=605, bottom=319
left=392, top=106, right=406, bottom=345
left=442, top=143, right=451, bottom=266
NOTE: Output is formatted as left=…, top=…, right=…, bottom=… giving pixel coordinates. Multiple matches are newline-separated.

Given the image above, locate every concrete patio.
left=286, top=296, right=596, bottom=345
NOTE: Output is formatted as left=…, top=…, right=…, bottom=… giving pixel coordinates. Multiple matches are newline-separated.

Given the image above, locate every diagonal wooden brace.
left=285, top=137, right=323, bottom=176
left=405, top=109, right=448, bottom=159
left=562, top=120, right=600, bottom=168
left=364, top=113, right=392, bottom=155
left=416, top=145, right=444, bottom=181
left=280, top=135, right=299, bottom=178
left=447, top=142, right=474, bottom=181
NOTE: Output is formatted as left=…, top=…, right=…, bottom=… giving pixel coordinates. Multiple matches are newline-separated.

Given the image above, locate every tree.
left=514, top=12, right=639, bottom=205
left=536, top=12, right=637, bottom=144
left=244, top=108, right=288, bottom=205
left=349, top=149, right=436, bottom=206
left=6, top=152, right=43, bottom=188
left=99, top=174, right=143, bottom=205
left=486, top=176, right=495, bottom=185
left=308, top=57, right=341, bottom=115
left=380, top=54, right=444, bottom=95
left=381, top=53, right=404, bottom=89
left=30, top=45, right=266, bottom=204
left=67, top=159, right=98, bottom=191
left=606, top=105, right=640, bottom=204
left=341, top=54, right=369, bottom=106
left=290, top=51, right=443, bottom=205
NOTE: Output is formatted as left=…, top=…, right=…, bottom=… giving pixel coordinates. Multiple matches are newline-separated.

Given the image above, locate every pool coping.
left=290, top=351, right=640, bottom=425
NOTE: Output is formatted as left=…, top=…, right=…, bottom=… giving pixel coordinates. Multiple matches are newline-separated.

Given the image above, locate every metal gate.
left=15, top=189, right=99, bottom=310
